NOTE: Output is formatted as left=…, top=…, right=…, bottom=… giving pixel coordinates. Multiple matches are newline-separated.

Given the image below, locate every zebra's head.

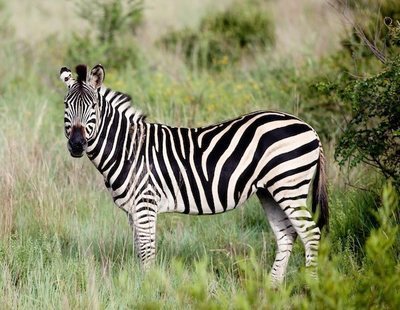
left=59, top=64, right=105, bottom=158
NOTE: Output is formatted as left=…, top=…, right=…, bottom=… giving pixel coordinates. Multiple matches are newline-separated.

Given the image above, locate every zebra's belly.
left=157, top=181, right=258, bottom=215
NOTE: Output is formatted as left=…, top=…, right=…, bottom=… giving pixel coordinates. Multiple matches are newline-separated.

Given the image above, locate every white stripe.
left=178, top=128, right=186, bottom=160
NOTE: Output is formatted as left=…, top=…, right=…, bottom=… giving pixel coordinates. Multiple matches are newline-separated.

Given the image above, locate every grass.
left=1, top=187, right=398, bottom=308
left=1, top=0, right=399, bottom=308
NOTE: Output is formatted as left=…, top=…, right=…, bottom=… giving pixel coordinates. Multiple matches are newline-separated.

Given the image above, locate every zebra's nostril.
left=69, top=136, right=87, bottom=147
left=69, top=140, right=84, bottom=149
left=68, top=139, right=87, bottom=158
left=69, top=127, right=87, bottom=146
left=76, top=137, right=86, bottom=145
left=68, top=129, right=87, bottom=157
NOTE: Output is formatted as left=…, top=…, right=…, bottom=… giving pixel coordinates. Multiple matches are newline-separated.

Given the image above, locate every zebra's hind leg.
left=268, top=161, right=322, bottom=280
left=257, top=189, right=297, bottom=286
left=278, top=201, right=320, bottom=280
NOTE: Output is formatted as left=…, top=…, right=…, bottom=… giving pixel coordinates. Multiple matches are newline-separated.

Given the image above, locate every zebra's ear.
left=89, top=64, right=105, bottom=90
left=60, top=67, right=74, bottom=87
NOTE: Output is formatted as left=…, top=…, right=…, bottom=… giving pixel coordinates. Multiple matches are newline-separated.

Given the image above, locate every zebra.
left=59, top=64, right=328, bottom=285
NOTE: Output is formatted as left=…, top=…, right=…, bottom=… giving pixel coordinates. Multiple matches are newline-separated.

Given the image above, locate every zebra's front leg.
left=128, top=204, right=157, bottom=269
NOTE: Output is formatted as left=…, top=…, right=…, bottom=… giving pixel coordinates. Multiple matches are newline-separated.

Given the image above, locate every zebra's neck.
left=86, top=86, right=145, bottom=181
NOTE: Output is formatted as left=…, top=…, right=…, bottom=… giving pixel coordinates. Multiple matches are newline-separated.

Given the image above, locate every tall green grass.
left=1, top=184, right=398, bottom=308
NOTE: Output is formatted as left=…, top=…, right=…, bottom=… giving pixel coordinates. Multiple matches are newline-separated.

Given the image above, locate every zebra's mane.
left=76, top=64, right=88, bottom=83
left=100, top=86, right=146, bottom=122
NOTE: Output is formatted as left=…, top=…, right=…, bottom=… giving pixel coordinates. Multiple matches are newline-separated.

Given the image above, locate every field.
left=0, top=0, right=399, bottom=308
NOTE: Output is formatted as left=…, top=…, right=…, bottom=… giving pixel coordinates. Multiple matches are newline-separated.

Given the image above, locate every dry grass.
left=270, top=0, right=347, bottom=64
left=138, top=0, right=234, bottom=44
left=7, top=0, right=85, bottom=43
left=7, top=0, right=346, bottom=62
left=6, top=0, right=233, bottom=44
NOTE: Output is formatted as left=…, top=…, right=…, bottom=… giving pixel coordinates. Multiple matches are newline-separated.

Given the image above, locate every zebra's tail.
left=312, top=145, right=329, bottom=231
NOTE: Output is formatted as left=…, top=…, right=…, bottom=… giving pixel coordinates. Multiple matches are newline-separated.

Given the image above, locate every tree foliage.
left=334, top=56, right=400, bottom=187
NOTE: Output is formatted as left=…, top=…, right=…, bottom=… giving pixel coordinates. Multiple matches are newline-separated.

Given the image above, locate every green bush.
left=357, top=181, right=400, bottom=308
left=77, top=0, right=143, bottom=45
left=292, top=0, right=400, bottom=143
left=334, top=56, right=400, bottom=187
left=159, top=1, right=275, bottom=70
left=66, top=0, right=143, bottom=69
left=301, top=18, right=400, bottom=184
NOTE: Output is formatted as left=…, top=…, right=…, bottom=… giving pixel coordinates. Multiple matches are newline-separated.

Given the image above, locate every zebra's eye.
left=92, top=97, right=98, bottom=108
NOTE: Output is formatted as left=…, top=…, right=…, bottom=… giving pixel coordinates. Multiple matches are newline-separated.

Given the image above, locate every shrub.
left=159, top=1, right=275, bottom=70
left=299, top=18, right=399, bottom=181
left=66, top=0, right=143, bottom=69
left=77, top=0, right=143, bottom=45
left=294, top=0, right=400, bottom=142
left=293, top=10, right=400, bottom=179
left=334, top=55, right=400, bottom=187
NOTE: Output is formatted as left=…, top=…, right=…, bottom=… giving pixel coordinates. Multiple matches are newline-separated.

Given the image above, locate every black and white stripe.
left=60, top=64, right=329, bottom=284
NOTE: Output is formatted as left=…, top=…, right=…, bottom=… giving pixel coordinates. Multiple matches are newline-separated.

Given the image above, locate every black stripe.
left=136, top=206, right=155, bottom=213
left=276, top=194, right=309, bottom=204
left=272, top=179, right=311, bottom=197
left=266, top=159, right=319, bottom=189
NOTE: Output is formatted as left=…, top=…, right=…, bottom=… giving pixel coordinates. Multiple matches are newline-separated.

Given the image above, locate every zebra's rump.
left=148, top=111, right=320, bottom=215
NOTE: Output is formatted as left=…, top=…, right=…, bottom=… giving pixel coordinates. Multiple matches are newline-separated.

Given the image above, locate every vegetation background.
left=0, top=0, right=399, bottom=308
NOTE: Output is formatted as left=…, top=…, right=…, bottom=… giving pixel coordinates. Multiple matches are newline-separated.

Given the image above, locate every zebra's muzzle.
left=68, top=126, right=87, bottom=158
